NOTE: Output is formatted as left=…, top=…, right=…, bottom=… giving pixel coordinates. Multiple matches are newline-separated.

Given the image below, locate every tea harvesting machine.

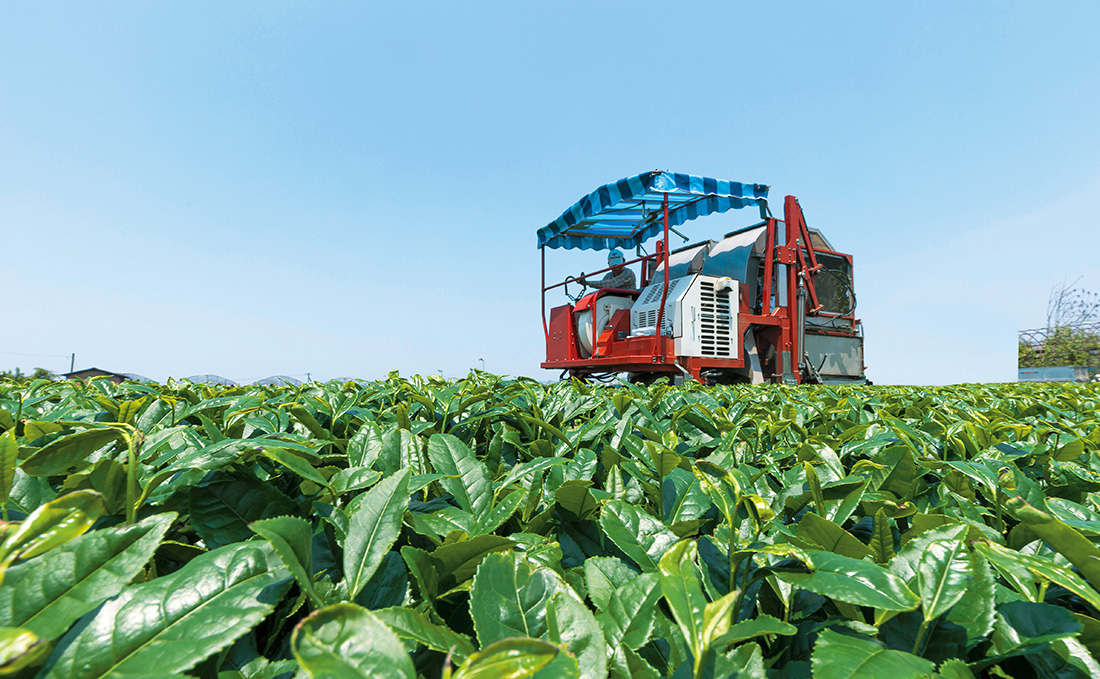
left=538, top=170, right=867, bottom=385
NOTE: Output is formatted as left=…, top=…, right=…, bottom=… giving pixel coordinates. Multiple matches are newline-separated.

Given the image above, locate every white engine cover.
left=631, top=275, right=737, bottom=359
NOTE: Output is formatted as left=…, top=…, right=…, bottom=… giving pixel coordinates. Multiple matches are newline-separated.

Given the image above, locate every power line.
left=0, top=350, right=71, bottom=359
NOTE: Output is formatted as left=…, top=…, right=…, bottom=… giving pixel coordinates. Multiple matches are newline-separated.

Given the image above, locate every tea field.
left=1, top=374, right=1099, bottom=679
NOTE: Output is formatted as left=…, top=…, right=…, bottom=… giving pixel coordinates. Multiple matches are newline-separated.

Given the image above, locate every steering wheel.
left=564, top=273, right=589, bottom=302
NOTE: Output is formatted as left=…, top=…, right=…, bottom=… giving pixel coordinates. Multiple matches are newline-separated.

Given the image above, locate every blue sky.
left=2, top=3, right=1098, bottom=384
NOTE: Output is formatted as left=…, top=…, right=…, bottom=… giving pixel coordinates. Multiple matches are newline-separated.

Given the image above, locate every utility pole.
left=70, top=353, right=75, bottom=373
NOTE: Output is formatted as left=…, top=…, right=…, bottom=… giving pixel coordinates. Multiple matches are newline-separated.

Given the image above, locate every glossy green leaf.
left=658, top=540, right=707, bottom=661
left=775, top=550, right=920, bottom=612
left=869, top=508, right=895, bottom=564
left=793, top=512, right=874, bottom=560
left=0, top=431, right=17, bottom=511
left=889, top=523, right=968, bottom=583
left=0, top=512, right=174, bottom=639
left=555, top=481, right=598, bottom=521
left=188, top=477, right=296, bottom=549
left=712, top=614, right=796, bottom=651
left=347, top=423, right=383, bottom=469
left=700, top=589, right=740, bottom=651
left=600, top=500, right=678, bottom=572
left=452, top=638, right=569, bottom=679
left=804, top=461, right=826, bottom=515
left=597, top=571, right=660, bottom=650
left=811, top=628, right=935, bottom=679
left=373, top=606, right=475, bottom=663
left=42, top=542, right=292, bottom=679
left=292, top=603, right=413, bottom=679
left=0, top=626, right=50, bottom=675
left=426, top=434, right=492, bottom=521
left=937, top=658, right=976, bottom=679
left=262, top=446, right=331, bottom=489
left=250, top=514, right=319, bottom=607
left=547, top=590, right=607, bottom=679
left=20, top=428, right=124, bottom=477
left=470, top=551, right=562, bottom=647
left=584, top=557, right=639, bottom=613
left=976, top=540, right=1100, bottom=609
left=477, top=488, right=524, bottom=535
left=430, top=534, right=515, bottom=590
left=0, top=490, right=105, bottom=565
left=1007, top=496, right=1100, bottom=589
left=993, top=600, right=1082, bottom=653
left=343, top=468, right=410, bottom=599
left=917, top=538, right=972, bottom=622
left=945, top=552, right=997, bottom=650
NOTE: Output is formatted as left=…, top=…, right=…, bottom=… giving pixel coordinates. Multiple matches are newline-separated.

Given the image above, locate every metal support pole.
left=541, top=246, right=548, bottom=340
left=762, top=219, right=775, bottom=314
left=655, top=194, right=670, bottom=349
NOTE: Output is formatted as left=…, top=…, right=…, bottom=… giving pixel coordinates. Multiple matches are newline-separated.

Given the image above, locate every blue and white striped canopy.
left=537, top=170, right=769, bottom=251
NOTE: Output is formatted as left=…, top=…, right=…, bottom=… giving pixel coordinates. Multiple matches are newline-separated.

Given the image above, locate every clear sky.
left=2, top=3, right=1098, bottom=385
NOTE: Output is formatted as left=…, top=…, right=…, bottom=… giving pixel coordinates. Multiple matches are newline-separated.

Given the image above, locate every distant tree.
left=1047, top=278, right=1100, bottom=328
left=1021, top=280, right=1100, bottom=369
left=0, top=367, right=56, bottom=384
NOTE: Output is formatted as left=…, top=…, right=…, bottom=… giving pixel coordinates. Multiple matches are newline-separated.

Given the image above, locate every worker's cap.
left=607, top=249, right=625, bottom=265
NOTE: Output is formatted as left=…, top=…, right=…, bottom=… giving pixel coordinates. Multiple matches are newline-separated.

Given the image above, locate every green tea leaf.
left=793, top=512, right=874, bottom=560
left=712, top=614, right=796, bottom=651
left=42, top=542, right=292, bottom=679
left=600, top=500, right=678, bottom=572
left=597, top=571, right=660, bottom=650
left=470, top=551, right=563, bottom=647
left=811, top=628, right=934, bottom=679
left=431, top=534, right=516, bottom=590
left=917, top=538, right=972, bottom=622
left=584, top=556, right=639, bottom=613
left=547, top=590, right=607, bottom=679
left=0, top=490, right=105, bottom=565
left=452, top=638, right=569, bottom=679
left=945, top=552, right=997, bottom=650
left=427, top=434, right=492, bottom=521
left=373, top=606, right=476, bottom=663
left=976, top=540, right=1100, bottom=610
left=21, top=428, right=124, bottom=477
left=993, top=600, right=1082, bottom=653
left=188, top=477, right=296, bottom=549
left=0, top=512, right=174, bottom=638
left=869, top=508, right=895, bottom=564
left=775, top=550, right=920, bottom=612
left=250, top=514, right=319, bottom=607
left=1007, top=496, right=1100, bottom=590
left=344, top=468, right=410, bottom=599
left=0, top=430, right=17, bottom=511
left=292, top=603, right=414, bottom=679
left=0, top=626, right=50, bottom=675
left=658, top=540, right=707, bottom=660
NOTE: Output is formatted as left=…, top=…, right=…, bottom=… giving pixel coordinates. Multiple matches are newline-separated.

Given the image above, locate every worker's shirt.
left=591, top=268, right=637, bottom=290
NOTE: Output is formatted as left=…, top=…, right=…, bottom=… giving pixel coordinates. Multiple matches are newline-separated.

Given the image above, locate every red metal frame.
left=540, top=193, right=860, bottom=384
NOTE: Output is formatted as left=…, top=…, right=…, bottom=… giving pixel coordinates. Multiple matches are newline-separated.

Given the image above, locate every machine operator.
left=578, top=249, right=637, bottom=290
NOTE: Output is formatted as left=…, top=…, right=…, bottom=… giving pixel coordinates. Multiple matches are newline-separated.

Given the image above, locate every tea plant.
left=0, top=374, right=1098, bottom=678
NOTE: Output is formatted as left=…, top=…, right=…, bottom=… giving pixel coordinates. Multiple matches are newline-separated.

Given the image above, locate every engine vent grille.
left=697, top=280, right=732, bottom=357
left=639, top=283, right=664, bottom=305
left=632, top=308, right=672, bottom=334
